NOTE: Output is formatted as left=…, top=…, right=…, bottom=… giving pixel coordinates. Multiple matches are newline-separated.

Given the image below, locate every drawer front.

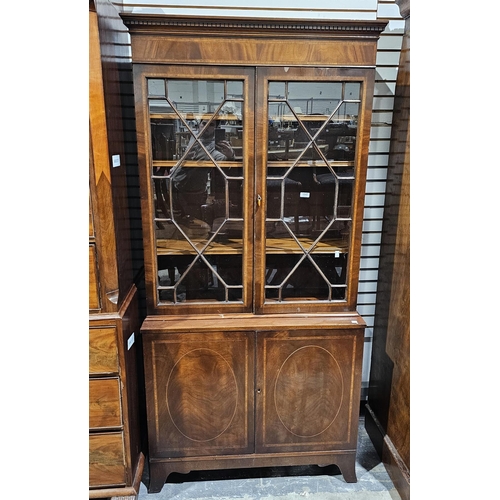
left=89, top=327, right=118, bottom=374
left=89, top=378, right=122, bottom=429
left=89, top=432, right=126, bottom=488
left=89, top=245, right=100, bottom=310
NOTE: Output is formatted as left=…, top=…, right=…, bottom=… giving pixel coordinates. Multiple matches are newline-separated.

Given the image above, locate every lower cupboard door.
left=145, top=331, right=255, bottom=458
left=255, top=329, right=364, bottom=454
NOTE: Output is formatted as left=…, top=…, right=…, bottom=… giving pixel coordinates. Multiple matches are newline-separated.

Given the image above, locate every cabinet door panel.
left=145, top=331, right=254, bottom=458
left=256, top=329, right=363, bottom=453
left=134, top=65, right=255, bottom=314
left=254, top=67, right=374, bottom=313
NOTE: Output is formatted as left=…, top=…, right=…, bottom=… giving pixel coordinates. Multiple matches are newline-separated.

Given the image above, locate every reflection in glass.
left=148, top=79, right=166, bottom=96
left=148, top=78, right=245, bottom=303
left=265, top=80, right=360, bottom=302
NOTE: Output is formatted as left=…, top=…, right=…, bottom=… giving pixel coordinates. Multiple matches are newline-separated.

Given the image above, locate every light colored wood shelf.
left=156, top=237, right=348, bottom=256
left=150, top=113, right=241, bottom=121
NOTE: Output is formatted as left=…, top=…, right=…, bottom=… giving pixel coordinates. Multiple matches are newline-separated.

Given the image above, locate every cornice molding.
left=120, top=13, right=387, bottom=38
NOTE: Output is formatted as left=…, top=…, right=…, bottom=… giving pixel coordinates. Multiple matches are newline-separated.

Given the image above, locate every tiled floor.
left=137, top=412, right=401, bottom=500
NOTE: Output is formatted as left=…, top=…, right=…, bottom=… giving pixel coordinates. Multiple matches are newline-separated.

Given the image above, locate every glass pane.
left=265, top=80, right=361, bottom=303
left=167, top=80, right=225, bottom=112
left=148, top=77, right=245, bottom=304
left=151, top=119, right=177, bottom=160
left=148, top=79, right=166, bottom=96
left=269, top=82, right=285, bottom=97
left=158, top=254, right=243, bottom=303
left=149, top=99, right=173, bottom=113
left=227, top=81, right=243, bottom=98
left=287, top=82, right=342, bottom=113
left=345, top=82, right=360, bottom=100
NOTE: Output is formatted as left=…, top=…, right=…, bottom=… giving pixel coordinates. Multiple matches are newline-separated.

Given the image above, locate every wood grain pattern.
left=89, top=6, right=119, bottom=310
left=166, top=348, right=238, bottom=441
left=129, top=36, right=378, bottom=67
left=89, top=188, right=94, bottom=239
left=141, top=324, right=363, bottom=491
left=256, top=329, right=363, bottom=453
left=382, top=14, right=410, bottom=500
left=126, top=13, right=383, bottom=494
left=141, top=312, right=366, bottom=334
left=89, top=378, right=122, bottom=429
left=89, top=327, right=118, bottom=374
left=365, top=9, right=409, bottom=500
left=89, top=432, right=126, bottom=487
left=145, top=331, right=254, bottom=458
left=156, top=237, right=348, bottom=255
left=89, top=1, right=145, bottom=497
left=89, top=245, right=100, bottom=311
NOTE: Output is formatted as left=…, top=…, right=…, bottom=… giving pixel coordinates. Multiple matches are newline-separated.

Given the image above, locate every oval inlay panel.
left=274, top=345, right=343, bottom=438
left=166, top=348, right=238, bottom=442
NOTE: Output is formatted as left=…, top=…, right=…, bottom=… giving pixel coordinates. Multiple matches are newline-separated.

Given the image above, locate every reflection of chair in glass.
left=201, top=168, right=243, bottom=236
left=323, top=123, right=356, bottom=160
left=314, top=254, right=348, bottom=300
left=266, top=177, right=302, bottom=234
left=293, top=120, right=325, bottom=161
left=265, top=254, right=301, bottom=297
left=170, top=166, right=212, bottom=222
left=154, top=167, right=172, bottom=224
left=158, top=255, right=214, bottom=301
left=311, top=169, right=353, bottom=233
left=265, top=253, right=347, bottom=300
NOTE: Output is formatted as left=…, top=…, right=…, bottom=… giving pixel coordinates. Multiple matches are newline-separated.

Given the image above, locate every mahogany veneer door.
left=144, top=331, right=255, bottom=458
left=256, top=329, right=364, bottom=454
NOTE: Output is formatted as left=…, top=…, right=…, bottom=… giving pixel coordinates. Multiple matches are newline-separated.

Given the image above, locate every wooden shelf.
left=156, top=237, right=348, bottom=256
left=150, top=113, right=242, bottom=121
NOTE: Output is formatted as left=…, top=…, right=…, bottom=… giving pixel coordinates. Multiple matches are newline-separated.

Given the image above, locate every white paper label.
left=112, top=154, right=121, bottom=167
left=127, top=332, right=135, bottom=350
left=300, top=192, right=310, bottom=198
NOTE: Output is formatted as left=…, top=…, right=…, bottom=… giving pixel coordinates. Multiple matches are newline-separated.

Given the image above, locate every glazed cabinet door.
left=254, top=67, right=374, bottom=314
left=144, top=331, right=255, bottom=458
left=132, top=65, right=255, bottom=315
left=255, top=328, right=364, bottom=453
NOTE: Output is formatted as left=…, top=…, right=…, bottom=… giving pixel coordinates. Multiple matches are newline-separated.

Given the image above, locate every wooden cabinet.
left=122, top=13, right=385, bottom=494
left=88, top=312, right=143, bottom=498
left=89, top=1, right=144, bottom=498
left=365, top=2, right=410, bottom=500
left=141, top=315, right=364, bottom=493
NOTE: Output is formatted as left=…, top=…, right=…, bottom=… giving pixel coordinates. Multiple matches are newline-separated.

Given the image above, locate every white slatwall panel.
left=119, top=0, right=378, bottom=19
left=359, top=0, right=404, bottom=396
left=116, top=0, right=405, bottom=399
